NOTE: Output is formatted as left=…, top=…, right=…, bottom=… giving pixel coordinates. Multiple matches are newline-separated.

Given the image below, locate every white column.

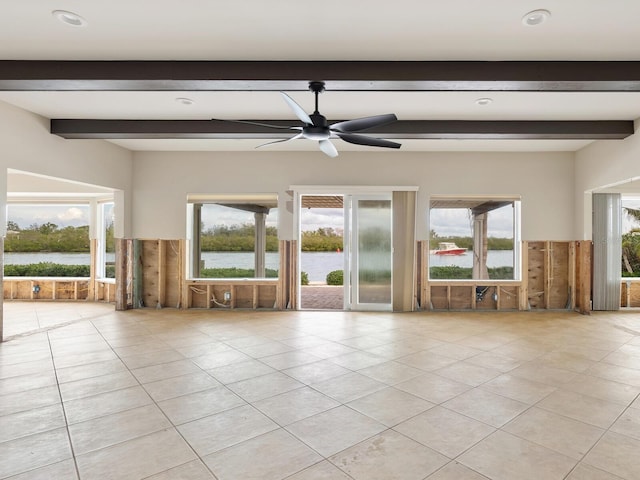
left=255, top=212, right=266, bottom=277
left=472, top=212, right=489, bottom=279
left=593, top=193, right=622, bottom=310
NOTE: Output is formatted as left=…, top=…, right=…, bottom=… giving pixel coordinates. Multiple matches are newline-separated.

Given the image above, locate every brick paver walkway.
left=300, top=285, right=343, bottom=309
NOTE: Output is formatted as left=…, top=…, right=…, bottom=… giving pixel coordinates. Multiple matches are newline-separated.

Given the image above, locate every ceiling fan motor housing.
left=303, top=113, right=331, bottom=140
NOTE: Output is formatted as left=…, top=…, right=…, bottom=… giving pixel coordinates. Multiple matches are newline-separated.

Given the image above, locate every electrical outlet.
left=224, top=291, right=231, bottom=301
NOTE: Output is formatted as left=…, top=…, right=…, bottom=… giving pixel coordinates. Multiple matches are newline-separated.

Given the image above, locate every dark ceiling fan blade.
left=336, top=132, right=401, bottom=149
left=330, top=113, right=398, bottom=133
left=319, top=139, right=338, bottom=158
left=212, top=118, right=297, bottom=130
left=256, top=133, right=303, bottom=149
left=280, top=92, right=314, bottom=125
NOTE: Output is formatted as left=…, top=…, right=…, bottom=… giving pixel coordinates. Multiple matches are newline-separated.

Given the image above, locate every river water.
left=4, top=250, right=514, bottom=282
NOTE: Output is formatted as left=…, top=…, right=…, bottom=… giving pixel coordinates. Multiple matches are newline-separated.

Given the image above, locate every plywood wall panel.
left=430, top=286, right=449, bottom=310
left=141, top=240, right=159, bottom=308
left=499, top=286, right=519, bottom=310
left=33, top=281, right=54, bottom=300
left=189, top=286, right=209, bottom=308
left=450, top=286, right=472, bottom=310
left=548, top=242, right=570, bottom=309
left=163, top=240, right=182, bottom=309
left=475, top=286, right=497, bottom=310
left=55, top=281, right=76, bottom=300
left=258, top=285, right=277, bottom=308
left=527, top=241, right=546, bottom=309
left=234, top=286, right=254, bottom=309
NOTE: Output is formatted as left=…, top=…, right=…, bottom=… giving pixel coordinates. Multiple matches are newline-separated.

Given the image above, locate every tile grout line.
left=87, top=317, right=223, bottom=480
left=559, top=389, right=640, bottom=480
left=46, top=328, right=82, bottom=480
left=7, top=307, right=638, bottom=480
left=2, top=308, right=116, bottom=343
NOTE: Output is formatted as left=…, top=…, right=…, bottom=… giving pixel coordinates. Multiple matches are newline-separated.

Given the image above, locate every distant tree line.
left=200, top=225, right=517, bottom=253
left=4, top=222, right=90, bottom=252
left=4, top=221, right=516, bottom=255
left=200, top=224, right=279, bottom=251
left=201, top=225, right=345, bottom=252
left=429, top=231, right=514, bottom=250
left=300, top=228, right=343, bottom=252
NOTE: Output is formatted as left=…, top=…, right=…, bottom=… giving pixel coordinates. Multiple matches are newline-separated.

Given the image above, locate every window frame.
left=187, top=194, right=279, bottom=280
left=4, top=200, right=92, bottom=277
left=96, top=201, right=115, bottom=280
left=428, top=195, right=521, bottom=282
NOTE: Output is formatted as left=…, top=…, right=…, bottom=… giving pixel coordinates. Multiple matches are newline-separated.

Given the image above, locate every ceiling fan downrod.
left=309, top=81, right=325, bottom=115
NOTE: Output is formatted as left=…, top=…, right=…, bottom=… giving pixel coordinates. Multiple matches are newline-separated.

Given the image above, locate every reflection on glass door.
left=348, top=195, right=392, bottom=310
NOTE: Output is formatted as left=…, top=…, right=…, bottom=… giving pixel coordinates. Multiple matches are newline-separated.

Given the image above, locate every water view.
left=5, top=250, right=514, bottom=282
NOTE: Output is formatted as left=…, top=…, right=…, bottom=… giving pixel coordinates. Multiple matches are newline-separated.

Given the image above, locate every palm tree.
left=622, top=207, right=640, bottom=274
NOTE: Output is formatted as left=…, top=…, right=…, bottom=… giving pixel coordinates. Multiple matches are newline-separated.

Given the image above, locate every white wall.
left=0, top=101, right=134, bottom=236
left=575, top=125, right=640, bottom=239
left=132, top=150, right=575, bottom=241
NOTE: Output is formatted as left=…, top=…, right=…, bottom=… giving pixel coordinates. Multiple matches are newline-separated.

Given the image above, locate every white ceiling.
left=1, top=0, right=640, bottom=153
left=6, top=169, right=115, bottom=200
left=3, top=1, right=640, bottom=61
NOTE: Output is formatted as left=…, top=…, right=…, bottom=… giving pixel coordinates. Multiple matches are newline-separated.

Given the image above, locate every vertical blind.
left=392, top=190, right=417, bottom=312
left=592, top=193, right=621, bottom=310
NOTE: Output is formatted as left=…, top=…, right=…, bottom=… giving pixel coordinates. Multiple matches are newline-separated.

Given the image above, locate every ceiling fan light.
left=522, top=9, right=551, bottom=26
left=52, top=10, right=87, bottom=27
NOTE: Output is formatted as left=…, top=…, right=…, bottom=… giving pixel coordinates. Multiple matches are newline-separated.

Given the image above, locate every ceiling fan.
left=214, top=81, right=401, bottom=157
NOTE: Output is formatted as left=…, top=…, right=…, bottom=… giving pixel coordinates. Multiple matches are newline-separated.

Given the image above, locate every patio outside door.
left=345, top=194, right=393, bottom=311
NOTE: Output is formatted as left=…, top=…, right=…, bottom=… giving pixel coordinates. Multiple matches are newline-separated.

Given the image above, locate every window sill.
left=427, top=279, right=522, bottom=285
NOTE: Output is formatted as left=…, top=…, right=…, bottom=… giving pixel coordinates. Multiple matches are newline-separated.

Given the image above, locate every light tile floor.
left=1, top=306, right=640, bottom=479
left=2, top=301, right=115, bottom=339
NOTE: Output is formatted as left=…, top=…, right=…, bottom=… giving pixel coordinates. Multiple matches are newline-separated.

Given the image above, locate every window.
left=98, top=202, right=115, bottom=279
left=622, top=195, right=640, bottom=277
left=189, top=195, right=279, bottom=279
left=4, top=203, right=91, bottom=277
left=429, top=196, right=521, bottom=280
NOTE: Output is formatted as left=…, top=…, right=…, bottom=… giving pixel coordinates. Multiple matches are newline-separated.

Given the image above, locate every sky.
left=201, top=205, right=345, bottom=233
left=430, top=204, right=515, bottom=238
left=7, top=204, right=90, bottom=229
left=6, top=202, right=513, bottom=237
left=622, top=196, right=640, bottom=233
left=200, top=204, right=279, bottom=231
left=299, top=208, right=343, bottom=233
left=10, top=197, right=640, bottom=235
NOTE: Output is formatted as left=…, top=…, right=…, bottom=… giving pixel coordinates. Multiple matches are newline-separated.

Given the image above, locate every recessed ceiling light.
left=522, top=9, right=551, bottom=26
left=175, top=97, right=195, bottom=105
left=52, top=10, right=87, bottom=27
left=475, top=97, right=493, bottom=106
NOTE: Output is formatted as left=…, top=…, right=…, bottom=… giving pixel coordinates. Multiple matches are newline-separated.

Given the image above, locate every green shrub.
left=200, top=267, right=278, bottom=278
left=622, top=271, right=640, bottom=277
left=301, top=271, right=309, bottom=285
left=487, top=266, right=515, bottom=280
left=4, top=262, right=90, bottom=277
left=105, top=265, right=116, bottom=278
left=326, top=270, right=344, bottom=285
left=429, top=266, right=514, bottom=280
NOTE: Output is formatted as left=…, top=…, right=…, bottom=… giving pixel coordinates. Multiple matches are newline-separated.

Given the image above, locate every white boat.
left=430, top=242, right=467, bottom=255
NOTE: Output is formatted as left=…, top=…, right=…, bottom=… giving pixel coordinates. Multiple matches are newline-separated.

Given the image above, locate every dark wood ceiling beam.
left=50, top=119, right=634, bottom=140
left=4, top=61, right=640, bottom=91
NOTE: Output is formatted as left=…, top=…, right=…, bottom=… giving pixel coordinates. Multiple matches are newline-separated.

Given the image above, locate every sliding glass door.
left=346, top=194, right=393, bottom=310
